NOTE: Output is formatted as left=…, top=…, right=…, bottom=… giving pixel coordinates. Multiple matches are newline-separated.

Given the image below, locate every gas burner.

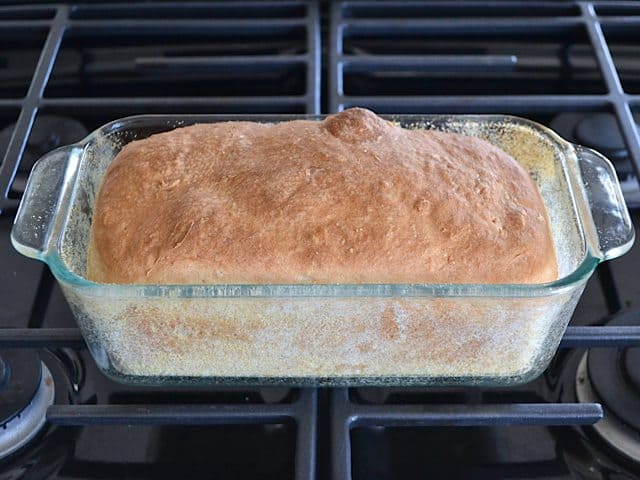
left=550, top=112, right=640, bottom=208
left=0, top=351, right=55, bottom=459
left=0, top=115, right=87, bottom=196
left=575, top=311, right=640, bottom=463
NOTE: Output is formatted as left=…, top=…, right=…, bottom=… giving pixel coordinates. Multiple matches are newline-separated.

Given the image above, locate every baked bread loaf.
left=87, top=108, right=557, bottom=285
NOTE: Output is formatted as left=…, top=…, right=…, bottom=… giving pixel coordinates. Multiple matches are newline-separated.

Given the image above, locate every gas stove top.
left=1, top=2, right=640, bottom=479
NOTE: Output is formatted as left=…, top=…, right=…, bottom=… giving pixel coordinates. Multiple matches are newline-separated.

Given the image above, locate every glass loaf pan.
left=11, top=114, right=635, bottom=386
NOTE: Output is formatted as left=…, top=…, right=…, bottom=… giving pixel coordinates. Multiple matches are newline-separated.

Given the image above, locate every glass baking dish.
left=11, top=114, right=634, bottom=386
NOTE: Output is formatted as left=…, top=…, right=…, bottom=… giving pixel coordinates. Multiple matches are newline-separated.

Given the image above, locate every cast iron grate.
left=0, top=2, right=639, bottom=479
left=0, top=3, right=320, bottom=479
left=0, top=1, right=321, bottom=213
left=328, top=1, right=640, bottom=478
left=329, top=1, right=640, bottom=176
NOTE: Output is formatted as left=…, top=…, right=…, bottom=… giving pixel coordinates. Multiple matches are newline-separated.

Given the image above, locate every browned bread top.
left=87, top=108, right=557, bottom=285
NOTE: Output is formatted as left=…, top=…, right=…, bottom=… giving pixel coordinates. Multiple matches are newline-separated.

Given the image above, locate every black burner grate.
left=0, top=1, right=320, bottom=214
left=0, top=2, right=640, bottom=479
left=0, top=3, right=320, bottom=479
left=329, top=0, right=640, bottom=177
left=327, top=2, right=640, bottom=478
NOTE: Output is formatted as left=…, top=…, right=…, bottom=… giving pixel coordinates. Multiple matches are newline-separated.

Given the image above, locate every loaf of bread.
left=87, top=108, right=557, bottom=285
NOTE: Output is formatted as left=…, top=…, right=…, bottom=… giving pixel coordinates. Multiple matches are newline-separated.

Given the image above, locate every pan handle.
left=574, top=145, right=635, bottom=261
left=11, top=146, right=79, bottom=261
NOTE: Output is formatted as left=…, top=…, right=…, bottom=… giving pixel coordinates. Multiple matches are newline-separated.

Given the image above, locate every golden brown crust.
left=87, top=108, right=557, bottom=285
